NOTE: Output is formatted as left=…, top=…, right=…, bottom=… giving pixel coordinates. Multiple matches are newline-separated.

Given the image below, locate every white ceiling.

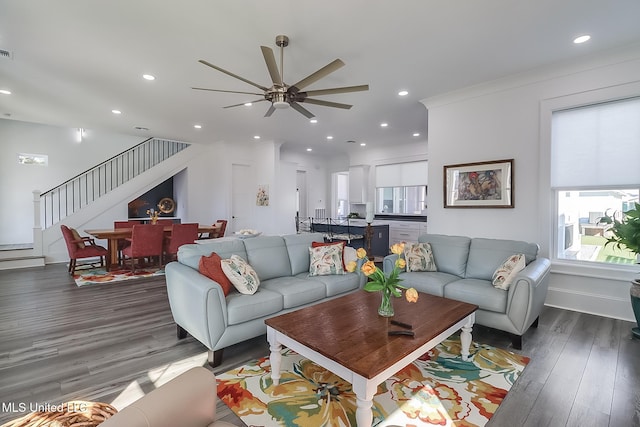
left=1, top=0, right=640, bottom=156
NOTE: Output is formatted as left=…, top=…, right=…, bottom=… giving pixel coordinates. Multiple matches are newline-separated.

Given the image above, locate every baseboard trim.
left=0, top=256, right=46, bottom=270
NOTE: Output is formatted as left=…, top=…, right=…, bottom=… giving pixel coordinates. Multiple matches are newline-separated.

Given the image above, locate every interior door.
left=296, top=170, right=307, bottom=218
left=231, top=164, right=254, bottom=232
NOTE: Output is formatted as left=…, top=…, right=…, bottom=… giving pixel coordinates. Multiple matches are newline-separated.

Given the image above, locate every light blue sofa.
left=165, top=233, right=365, bottom=366
left=383, top=234, right=551, bottom=349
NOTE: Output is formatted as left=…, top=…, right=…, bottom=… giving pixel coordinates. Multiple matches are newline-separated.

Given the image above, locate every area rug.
left=217, top=336, right=529, bottom=427
left=73, top=266, right=164, bottom=286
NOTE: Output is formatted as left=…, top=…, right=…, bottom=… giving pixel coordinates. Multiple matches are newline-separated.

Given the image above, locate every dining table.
left=85, top=224, right=220, bottom=269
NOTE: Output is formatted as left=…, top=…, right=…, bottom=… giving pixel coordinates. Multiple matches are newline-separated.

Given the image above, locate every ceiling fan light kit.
left=193, top=35, right=369, bottom=119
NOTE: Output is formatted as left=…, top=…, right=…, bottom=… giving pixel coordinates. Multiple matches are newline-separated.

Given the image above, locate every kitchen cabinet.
left=387, top=220, right=427, bottom=245
left=311, top=220, right=389, bottom=257
left=349, top=165, right=370, bottom=204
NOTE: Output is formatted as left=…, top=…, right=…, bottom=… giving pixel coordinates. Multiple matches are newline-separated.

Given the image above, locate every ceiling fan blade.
left=264, top=105, right=276, bottom=117
left=290, top=102, right=316, bottom=119
left=192, top=87, right=265, bottom=96
left=291, top=59, right=345, bottom=91
left=302, top=98, right=352, bottom=109
left=198, top=59, right=269, bottom=91
left=260, top=46, right=283, bottom=86
left=303, top=84, right=369, bottom=97
left=223, top=99, right=267, bottom=109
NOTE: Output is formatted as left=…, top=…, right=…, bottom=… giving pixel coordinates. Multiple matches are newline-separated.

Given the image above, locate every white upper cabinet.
left=349, top=165, right=370, bottom=204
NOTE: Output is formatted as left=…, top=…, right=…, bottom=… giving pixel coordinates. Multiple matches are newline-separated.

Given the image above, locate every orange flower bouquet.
left=347, top=243, right=418, bottom=317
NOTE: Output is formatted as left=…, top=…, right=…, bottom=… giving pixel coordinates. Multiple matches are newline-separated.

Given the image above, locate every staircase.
left=0, top=138, right=192, bottom=270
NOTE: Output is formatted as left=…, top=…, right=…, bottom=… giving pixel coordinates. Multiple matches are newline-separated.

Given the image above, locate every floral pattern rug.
left=73, top=266, right=164, bottom=286
left=217, top=336, right=529, bottom=427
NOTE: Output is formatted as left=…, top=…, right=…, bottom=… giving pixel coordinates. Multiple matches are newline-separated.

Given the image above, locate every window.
left=375, top=161, right=427, bottom=216
left=376, top=185, right=427, bottom=214
left=552, top=97, right=640, bottom=264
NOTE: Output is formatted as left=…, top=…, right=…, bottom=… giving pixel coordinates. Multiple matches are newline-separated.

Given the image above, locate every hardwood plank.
left=1, top=265, right=639, bottom=427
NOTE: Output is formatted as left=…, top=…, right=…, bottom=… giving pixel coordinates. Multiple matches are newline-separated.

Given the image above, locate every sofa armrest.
left=165, top=261, right=228, bottom=350
left=505, top=257, right=551, bottom=334
left=382, top=253, right=400, bottom=275
left=100, top=367, right=223, bottom=427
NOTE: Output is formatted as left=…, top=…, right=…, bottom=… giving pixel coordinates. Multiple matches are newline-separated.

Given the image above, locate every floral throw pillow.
left=221, top=254, right=261, bottom=295
left=492, top=253, right=526, bottom=290
left=309, top=245, right=345, bottom=276
left=404, top=242, right=437, bottom=272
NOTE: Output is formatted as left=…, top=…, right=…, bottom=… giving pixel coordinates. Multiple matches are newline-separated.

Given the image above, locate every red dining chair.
left=114, top=220, right=142, bottom=264
left=200, top=219, right=227, bottom=239
left=154, top=219, right=174, bottom=225
left=163, top=223, right=199, bottom=263
left=121, top=224, right=165, bottom=273
left=60, top=224, right=109, bottom=275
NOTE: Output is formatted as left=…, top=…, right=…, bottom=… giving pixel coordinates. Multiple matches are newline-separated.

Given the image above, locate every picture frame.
left=443, top=159, right=514, bottom=208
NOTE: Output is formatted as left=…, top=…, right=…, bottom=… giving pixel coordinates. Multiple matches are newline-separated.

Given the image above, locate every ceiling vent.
left=0, top=49, right=13, bottom=59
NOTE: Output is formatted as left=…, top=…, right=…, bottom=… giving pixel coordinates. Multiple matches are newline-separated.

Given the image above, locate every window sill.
left=551, top=259, right=639, bottom=282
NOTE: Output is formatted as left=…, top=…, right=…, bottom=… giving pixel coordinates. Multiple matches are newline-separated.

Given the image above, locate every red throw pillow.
left=199, top=252, right=234, bottom=296
left=311, top=240, right=347, bottom=270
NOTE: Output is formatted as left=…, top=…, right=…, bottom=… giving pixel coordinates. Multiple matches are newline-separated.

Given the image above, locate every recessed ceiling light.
left=134, top=126, right=149, bottom=131
left=310, top=119, right=318, bottom=124
left=398, top=90, right=408, bottom=96
left=326, top=136, right=333, bottom=140
left=112, top=109, right=122, bottom=114
left=360, top=143, right=366, bottom=146
left=244, top=102, right=253, bottom=107
left=253, top=135, right=260, bottom=139
left=194, top=124, right=202, bottom=129
left=142, top=74, right=155, bottom=81
left=573, top=35, right=591, bottom=44
left=306, top=148, right=312, bottom=152
left=380, top=123, right=388, bottom=127
left=413, top=132, right=420, bottom=137
left=0, top=89, right=11, bottom=95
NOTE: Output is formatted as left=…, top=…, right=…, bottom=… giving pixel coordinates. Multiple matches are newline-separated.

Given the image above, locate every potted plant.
left=600, top=202, right=640, bottom=339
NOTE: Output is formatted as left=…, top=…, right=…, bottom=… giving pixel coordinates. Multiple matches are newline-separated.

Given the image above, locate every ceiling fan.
left=192, top=35, right=369, bottom=119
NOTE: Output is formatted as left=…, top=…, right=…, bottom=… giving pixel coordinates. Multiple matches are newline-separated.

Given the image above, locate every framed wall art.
left=443, top=159, right=514, bottom=208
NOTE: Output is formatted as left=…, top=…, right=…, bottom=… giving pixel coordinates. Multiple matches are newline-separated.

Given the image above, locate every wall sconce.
left=76, top=128, right=85, bottom=143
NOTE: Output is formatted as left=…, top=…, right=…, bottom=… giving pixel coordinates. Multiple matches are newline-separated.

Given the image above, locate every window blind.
left=375, top=161, right=428, bottom=187
left=551, top=97, right=640, bottom=188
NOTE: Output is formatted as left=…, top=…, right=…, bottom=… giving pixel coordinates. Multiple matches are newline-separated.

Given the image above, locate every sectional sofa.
left=165, top=232, right=365, bottom=366
left=383, top=233, right=550, bottom=349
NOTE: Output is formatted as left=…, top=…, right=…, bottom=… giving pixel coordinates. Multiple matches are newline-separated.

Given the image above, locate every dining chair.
left=114, top=220, right=143, bottom=264
left=121, top=224, right=165, bottom=273
left=60, top=224, right=109, bottom=275
left=200, top=219, right=227, bottom=239
left=163, top=223, right=199, bottom=263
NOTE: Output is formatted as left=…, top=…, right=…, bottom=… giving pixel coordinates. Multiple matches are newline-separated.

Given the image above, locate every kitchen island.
left=311, top=219, right=389, bottom=257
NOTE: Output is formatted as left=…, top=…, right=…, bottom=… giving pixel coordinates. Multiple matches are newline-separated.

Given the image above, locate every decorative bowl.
left=234, top=230, right=262, bottom=239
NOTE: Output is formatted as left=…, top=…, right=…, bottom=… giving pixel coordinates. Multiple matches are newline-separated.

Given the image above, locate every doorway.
left=231, top=164, right=253, bottom=232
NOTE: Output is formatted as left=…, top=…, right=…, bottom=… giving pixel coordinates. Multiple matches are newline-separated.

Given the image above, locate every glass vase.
left=378, top=287, right=394, bottom=317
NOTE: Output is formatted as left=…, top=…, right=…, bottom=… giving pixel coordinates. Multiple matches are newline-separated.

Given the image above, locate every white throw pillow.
left=221, top=254, right=261, bottom=294
left=343, top=246, right=357, bottom=266
left=492, top=254, right=526, bottom=290
left=404, top=242, right=437, bottom=272
left=309, top=245, right=345, bottom=276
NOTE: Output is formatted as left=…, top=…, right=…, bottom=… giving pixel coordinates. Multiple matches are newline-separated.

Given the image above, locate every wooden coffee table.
left=265, top=290, right=478, bottom=427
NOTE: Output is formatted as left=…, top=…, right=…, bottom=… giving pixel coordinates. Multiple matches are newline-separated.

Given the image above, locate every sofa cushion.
left=396, top=271, right=460, bottom=297
left=198, top=253, right=234, bottom=296
left=260, top=276, right=327, bottom=309
left=418, top=234, right=471, bottom=277
left=244, top=236, right=292, bottom=280
left=404, top=242, right=437, bottom=272
left=466, top=238, right=538, bottom=280
left=309, top=244, right=345, bottom=276
left=226, top=289, right=284, bottom=325
left=283, top=233, right=325, bottom=275
left=178, top=240, right=247, bottom=270
left=302, top=271, right=361, bottom=297
left=492, top=253, right=526, bottom=290
left=221, top=254, right=260, bottom=295
left=443, top=278, right=508, bottom=313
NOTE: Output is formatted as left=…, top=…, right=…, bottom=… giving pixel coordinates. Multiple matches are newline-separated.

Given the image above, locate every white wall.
left=280, top=150, right=335, bottom=218
left=422, top=44, right=640, bottom=322
left=0, top=119, right=142, bottom=244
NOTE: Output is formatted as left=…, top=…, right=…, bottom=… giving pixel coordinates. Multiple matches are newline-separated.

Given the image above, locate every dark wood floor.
left=0, top=264, right=638, bottom=426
